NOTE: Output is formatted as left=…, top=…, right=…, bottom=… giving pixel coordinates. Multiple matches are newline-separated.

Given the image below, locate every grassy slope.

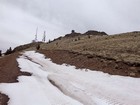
left=41, top=32, right=140, bottom=65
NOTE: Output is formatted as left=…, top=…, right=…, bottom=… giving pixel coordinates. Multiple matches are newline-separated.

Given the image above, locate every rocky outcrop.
left=65, top=30, right=107, bottom=38
left=83, top=30, right=107, bottom=36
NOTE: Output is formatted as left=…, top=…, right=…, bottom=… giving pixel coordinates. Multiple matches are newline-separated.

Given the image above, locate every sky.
left=0, top=0, right=140, bottom=52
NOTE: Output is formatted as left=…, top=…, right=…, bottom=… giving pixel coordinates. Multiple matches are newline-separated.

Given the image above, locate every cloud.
left=0, top=1, right=66, bottom=51
left=0, top=0, right=140, bottom=51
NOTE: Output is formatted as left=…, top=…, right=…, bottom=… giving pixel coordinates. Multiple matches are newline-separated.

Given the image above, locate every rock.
left=83, top=30, right=108, bottom=36
left=87, top=55, right=93, bottom=59
left=130, top=72, right=136, bottom=76
left=130, top=67, right=136, bottom=70
left=137, top=70, right=140, bottom=73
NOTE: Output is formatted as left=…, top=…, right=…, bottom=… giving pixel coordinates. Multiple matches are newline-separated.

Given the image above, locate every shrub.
left=0, top=50, right=2, bottom=56
left=88, top=35, right=91, bottom=39
left=48, top=40, right=51, bottom=43
left=56, top=42, right=58, bottom=46
left=75, top=39, right=78, bottom=41
left=36, top=44, right=40, bottom=50
left=5, top=47, right=13, bottom=55
left=78, top=37, right=80, bottom=40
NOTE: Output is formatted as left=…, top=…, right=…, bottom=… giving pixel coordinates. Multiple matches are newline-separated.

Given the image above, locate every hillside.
left=40, top=31, right=140, bottom=77
left=41, top=31, right=140, bottom=66
left=12, top=31, right=140, bottom=77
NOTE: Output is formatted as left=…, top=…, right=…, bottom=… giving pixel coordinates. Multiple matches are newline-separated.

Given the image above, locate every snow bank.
left=0, top=51, right=140, bottom=105
left=0, top=51, right=83, bottom=105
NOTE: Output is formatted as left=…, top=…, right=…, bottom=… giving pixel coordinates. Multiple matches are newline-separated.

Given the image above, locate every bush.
left=56, top=42, right=58, bottom=46
left=36, top=44, right=40, bottom=50
left=75, top=39, right=78, bottom=41
left=0, top=50, right=2, bottom=56
left=78, top=37, right=80, bottom=40
left=5, top=47, right=13, bottom=55
left=48, top=40, right=51, bottom=43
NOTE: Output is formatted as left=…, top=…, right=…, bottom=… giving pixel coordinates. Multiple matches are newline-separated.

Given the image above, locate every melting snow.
left=0, top=51, right=140, bottom=105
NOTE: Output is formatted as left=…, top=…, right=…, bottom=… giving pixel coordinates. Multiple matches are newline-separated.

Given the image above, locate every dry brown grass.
left=41, top=32, right=140, bottom=65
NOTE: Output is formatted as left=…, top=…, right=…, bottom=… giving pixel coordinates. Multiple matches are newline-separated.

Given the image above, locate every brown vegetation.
left=41, top=31, right=140, bottom=66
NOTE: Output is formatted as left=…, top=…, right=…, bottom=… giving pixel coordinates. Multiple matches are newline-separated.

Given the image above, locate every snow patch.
left=0, top=51, right=140, bottom=105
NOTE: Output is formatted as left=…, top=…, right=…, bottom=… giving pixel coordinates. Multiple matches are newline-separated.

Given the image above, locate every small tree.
left=36, top=44, right=40, bottom=50
left=9, top=47, right=12, bottom=52
left=5, top=47, right=12, bottom=55
left=75, top=39, right=77, bottom=41
left=0, top=50, right=2, bottom=56
left=48, top=40, right=51, bottom=43
left=78, top=37, right=80, bottom=40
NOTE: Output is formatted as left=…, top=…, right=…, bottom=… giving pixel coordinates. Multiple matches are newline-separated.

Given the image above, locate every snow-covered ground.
left=0, top=51, right=140, bottom=105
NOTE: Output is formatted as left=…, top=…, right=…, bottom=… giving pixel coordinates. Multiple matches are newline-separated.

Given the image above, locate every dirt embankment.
left=39, top=50, right=140, bottom=77
left=0, top=53, right=30, bottom=105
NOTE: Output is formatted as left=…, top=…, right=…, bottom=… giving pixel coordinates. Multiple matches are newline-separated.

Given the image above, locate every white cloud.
left=0, top=1, right=66, bottom=51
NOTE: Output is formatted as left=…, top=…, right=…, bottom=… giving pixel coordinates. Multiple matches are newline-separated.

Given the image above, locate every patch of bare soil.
left=39, top=50, right=140, bottom=77
left=0, top=53, right=31, bottom=105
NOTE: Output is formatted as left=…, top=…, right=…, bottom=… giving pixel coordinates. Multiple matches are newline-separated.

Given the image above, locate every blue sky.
left=0, top=0, right=140, bottom=51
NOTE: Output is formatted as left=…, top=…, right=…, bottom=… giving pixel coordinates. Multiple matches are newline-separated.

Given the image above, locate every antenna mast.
left=42, top=31, right=46, bottom=42
left=35, top=27, right=38, bottom=42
